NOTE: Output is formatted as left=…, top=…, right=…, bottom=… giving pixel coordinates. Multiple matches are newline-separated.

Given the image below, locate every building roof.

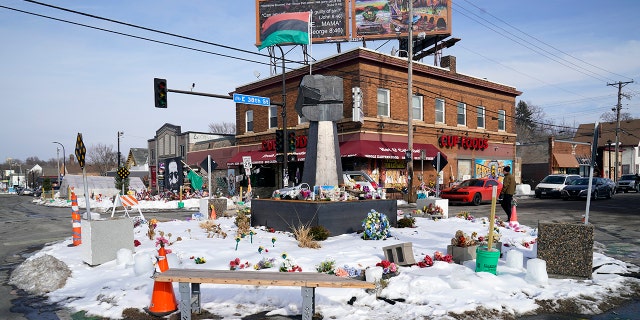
left=127, top=148, right=149, bottom=167
left=574, top=119, right=640, bottom=147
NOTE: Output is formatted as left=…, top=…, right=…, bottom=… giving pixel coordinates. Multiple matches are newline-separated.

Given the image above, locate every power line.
left=457, top=0, right=632, bottom=82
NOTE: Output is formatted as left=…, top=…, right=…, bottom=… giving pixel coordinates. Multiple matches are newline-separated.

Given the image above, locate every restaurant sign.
left=439, top=135, right=488, bottom=150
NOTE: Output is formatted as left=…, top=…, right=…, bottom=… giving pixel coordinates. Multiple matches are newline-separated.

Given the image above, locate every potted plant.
left=446, top=230, right=478, bottom=264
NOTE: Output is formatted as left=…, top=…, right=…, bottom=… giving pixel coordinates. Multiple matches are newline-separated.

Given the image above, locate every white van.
left=343, top=171, right=378, bottom=192
left=534, top=174, right=581, bottom=198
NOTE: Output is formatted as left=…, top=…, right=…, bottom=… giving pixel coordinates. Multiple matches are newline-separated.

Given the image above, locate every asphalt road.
left=1, top=192, right=638, bottom=319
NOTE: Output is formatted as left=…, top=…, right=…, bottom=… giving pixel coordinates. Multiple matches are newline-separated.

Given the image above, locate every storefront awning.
left=553, top=153, right=579, bottom=168
left=227, top=140, right=443, bottom=166
left=340, top=140, right=441, bottom=160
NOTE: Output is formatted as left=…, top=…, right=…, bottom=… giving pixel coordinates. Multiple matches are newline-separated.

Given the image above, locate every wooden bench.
left=154, top=268, right=376, bottom=320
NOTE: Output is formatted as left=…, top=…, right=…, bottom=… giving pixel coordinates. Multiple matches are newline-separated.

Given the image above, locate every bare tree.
left=600, top=110, right=635, bottom=122
left=88, top=143, right=117, bottom=175
left=208, top=122, right=236, bottom=134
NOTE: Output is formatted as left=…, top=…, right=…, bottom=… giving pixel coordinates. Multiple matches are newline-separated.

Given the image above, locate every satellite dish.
left=253, top=70, right=261, bottom=79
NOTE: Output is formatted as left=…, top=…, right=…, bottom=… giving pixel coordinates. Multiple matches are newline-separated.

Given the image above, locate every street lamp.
left=606, top=140, right=612, bottom=179
left=52, top=141, right=65, bottom=181
left=117, top=131, right=124, bottom=168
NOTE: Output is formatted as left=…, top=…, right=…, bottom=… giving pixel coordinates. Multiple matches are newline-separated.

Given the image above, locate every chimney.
left=440, top=55, right=456, bottom=74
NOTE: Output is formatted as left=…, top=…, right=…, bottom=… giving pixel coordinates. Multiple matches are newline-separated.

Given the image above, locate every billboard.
left=352, top=0, right=451, bottom=41
left=256, top=0, right=350, bottom=45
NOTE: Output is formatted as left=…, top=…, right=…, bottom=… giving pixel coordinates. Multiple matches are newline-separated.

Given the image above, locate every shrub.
left=309, top=225, right=330, bottom=241
left=292, top=224, right=321, bottom=249
left=397, top=217, right=416, bottom=228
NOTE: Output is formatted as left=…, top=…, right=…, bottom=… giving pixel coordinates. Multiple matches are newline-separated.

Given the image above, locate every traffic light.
left=154, top=78, right=167, bottom=108
left=275, top=129, right=284, bottom=153
left=288, top=131, right=296, bottom=152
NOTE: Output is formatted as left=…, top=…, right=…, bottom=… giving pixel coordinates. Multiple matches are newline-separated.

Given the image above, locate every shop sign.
left=261, top=135, right=308, bottom=151
left=439, top=135, right=488, bottom=150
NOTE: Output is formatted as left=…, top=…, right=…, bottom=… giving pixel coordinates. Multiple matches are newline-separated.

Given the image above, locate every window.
left=179, top=145, right=185, bottom=157
left=269, top=106, right=278, bottom=129
left=412, top=95, right=423, bottom=121
left=435, top=98, right=445, bottom=123
left=498, top=109, right=506, bottom=131
left=477, top=106, right=485, bottom=129
left=377, top=88, right=390, bottom=117
left=457, top=102, right=466, bottom=126
left=246, top=110, right=254, bottom=132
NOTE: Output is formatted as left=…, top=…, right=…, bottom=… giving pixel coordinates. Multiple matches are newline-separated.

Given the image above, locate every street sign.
left=242, top=156, right=252, bottom=170
left=200, top=158, right=218, bottom=172
left=75, top=133, right=86, bottom=169
left=233, top=93, right=271, bottom=106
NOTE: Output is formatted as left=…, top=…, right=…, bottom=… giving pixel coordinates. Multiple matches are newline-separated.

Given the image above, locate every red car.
left=440, top=178, right=503, bottom=205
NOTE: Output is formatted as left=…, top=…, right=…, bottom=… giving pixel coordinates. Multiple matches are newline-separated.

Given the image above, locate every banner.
left=164, top=157, right=183, bottom=192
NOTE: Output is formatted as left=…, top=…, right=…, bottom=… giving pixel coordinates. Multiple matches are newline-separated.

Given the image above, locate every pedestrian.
left=500, top=166, right=516, bottom=221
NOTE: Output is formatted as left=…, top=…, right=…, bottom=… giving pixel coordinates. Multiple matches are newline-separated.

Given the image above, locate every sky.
left=1, top=0, right=639, bottom=163
left=9, top=197, right=639, bottom=319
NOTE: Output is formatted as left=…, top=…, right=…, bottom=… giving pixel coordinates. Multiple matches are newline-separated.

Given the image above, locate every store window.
left=412, top=95, right=423, bottom=121
left=457, top=102, right=466, bottom=126
left=457, top=159, right=472, bottom=182
left=269, top=106, right=278, bottom=129
left=477, top=106, right=485, bottom=129
left=377, top=88, right=390, bottom=117
left=435, top=98, right=445, bottom=124
left=498, top=109, right=506, bottom=131
left=246, top=110, right=254, bottom=132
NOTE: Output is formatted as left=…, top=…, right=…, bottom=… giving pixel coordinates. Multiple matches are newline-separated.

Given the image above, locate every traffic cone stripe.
left=71, top=192, right=82, bottom=246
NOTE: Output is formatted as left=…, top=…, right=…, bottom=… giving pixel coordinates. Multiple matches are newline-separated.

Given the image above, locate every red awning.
left=226, top=140, right=442, bottom=166
left=227, top=150, right=307, bottom=166
left=339, top=140, right=441, bottom=160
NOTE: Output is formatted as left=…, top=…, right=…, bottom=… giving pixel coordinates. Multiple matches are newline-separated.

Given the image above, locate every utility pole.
left=117, top=131, right=124, bottom=168
left=406, top=0, right=414, bottom=203
left=607, top=80, right=633, bottom=182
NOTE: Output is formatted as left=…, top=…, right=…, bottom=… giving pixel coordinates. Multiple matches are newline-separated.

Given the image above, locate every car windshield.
left=541, top=175, right=567, bottom=184
left=459, top=179, right=485, bottom=187
left=571, top=178, right=590, bottom=186
left=620, top=175, right=636, bottom=180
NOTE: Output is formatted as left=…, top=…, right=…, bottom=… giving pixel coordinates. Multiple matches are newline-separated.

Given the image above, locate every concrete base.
left=82, top=218, right=134, bottom=266
left=250, top=199, right=397, bottom=236
left=447, top=245, right=477, bottom=264
left=416, top=198, right=449, bottom=218
left=537, top=222, right=594, bottom=279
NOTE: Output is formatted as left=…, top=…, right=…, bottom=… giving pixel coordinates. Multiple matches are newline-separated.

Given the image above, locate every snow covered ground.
left=9, top=196, right=640, bottom=319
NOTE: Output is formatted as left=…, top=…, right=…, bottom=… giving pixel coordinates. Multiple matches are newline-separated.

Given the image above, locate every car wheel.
left=472, top=193, right=482, bottom=206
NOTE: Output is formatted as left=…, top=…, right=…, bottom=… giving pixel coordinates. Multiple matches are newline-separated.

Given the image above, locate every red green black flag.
left=258, top=12, right=311, bottom=50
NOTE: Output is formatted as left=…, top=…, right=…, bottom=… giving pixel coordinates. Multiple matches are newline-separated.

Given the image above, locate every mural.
left=474, top=159, right=513, bottom=183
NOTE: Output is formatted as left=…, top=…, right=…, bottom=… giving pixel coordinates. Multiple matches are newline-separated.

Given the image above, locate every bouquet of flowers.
left=361, top=209, right=391, bottom=240
left=434, top=251, right=453, bottom=263
left=334, top=265, right=363, bottom=278
left=450, top=230, right=478, bottom=247
left=279, top=253, right=303, bottom=272
left=425, top=203, right=444, bottom=216
left=316, top=259, right=336, bottom=274
left=229, top=258, right=251, bottom=270
left=253, top=257, right=276, bottom=270
left=375, top=260, right=398, bottom=275
left=416, top=255, right=434, bottom=268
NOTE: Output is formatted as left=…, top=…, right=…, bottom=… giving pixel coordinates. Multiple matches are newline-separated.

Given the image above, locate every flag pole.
left=309, top=10, right=313, bottom=75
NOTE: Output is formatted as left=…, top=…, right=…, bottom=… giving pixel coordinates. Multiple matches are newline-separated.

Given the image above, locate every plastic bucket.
left=177, top=201, right=185, bottom=208
left=476, top=246, right=500, bottom=274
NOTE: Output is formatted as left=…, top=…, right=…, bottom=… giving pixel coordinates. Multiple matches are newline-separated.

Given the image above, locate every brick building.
left=226, top=47, right=520, bottom=198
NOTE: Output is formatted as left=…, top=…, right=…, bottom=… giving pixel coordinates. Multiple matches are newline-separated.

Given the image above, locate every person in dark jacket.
left=500, top=166, right=516, bottom=221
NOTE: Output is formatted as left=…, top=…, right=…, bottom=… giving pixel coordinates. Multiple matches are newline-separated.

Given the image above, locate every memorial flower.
left=361, top=209, right=391, bottom=240
left=450, top=230, right=478, bottom=247
left=434, top=251, right=453, bottom=263
left=375, top=259, right=398, bottom=275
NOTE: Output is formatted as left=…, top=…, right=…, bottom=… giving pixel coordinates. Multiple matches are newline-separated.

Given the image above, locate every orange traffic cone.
left=146, top=281, right=178, bottom=316
left=509, top=205, right=520, bottom=230
left=146, top=246, right=177, bottom=316
left=157, top=246, right=169, bottom=272
left=210, top=204, right=217, bottom=220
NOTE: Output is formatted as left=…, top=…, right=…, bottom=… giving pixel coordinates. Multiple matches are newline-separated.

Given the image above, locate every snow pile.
left=9, top=254, right=71, bottom=295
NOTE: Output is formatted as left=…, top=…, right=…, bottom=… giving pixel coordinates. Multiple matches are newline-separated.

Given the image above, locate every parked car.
left=18, top=188, right=33, bottom=196
left=33, top=186, right=43, bottom=197
left=440, top=178, right=503, bottom=206
left=271, top=171, right=378, bottom=200
left=534, top=174, right=581, bottom=198
left=343, top=171, right=378, bottom=192
left=560, top=177, right=614, bottom=200
left=616, top=174, right=640, bottom=193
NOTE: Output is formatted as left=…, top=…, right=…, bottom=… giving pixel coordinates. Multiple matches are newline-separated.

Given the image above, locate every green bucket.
left=178, top=201, right=185, bottom=209
left=475, top=246, right=500, bottom=274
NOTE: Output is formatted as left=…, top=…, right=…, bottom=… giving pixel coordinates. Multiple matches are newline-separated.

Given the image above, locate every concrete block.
left=383, top=242, right=416, bottom=266
left=82, top=218, right=134, bottom=266
left=416, top=198, right=449, bottom=218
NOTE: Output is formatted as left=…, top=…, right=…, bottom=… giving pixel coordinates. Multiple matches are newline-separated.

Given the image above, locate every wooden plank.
left=154, top=269, right=375, bottom=289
